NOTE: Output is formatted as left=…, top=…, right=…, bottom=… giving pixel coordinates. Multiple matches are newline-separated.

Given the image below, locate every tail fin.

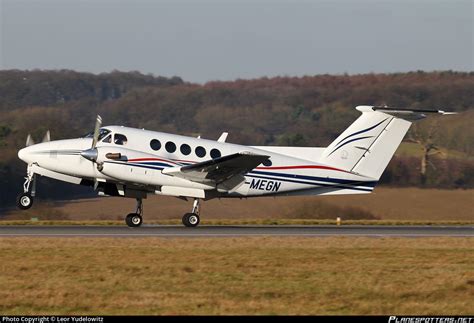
left=319, top=105, right=453, bottom=180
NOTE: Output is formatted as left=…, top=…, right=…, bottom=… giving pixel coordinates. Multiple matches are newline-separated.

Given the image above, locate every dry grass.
left=4, top=187, right=473, bottom=222
left=0, top=237, right=472, bottom=315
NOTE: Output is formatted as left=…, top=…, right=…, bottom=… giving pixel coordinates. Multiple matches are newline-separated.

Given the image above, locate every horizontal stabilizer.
left=368, top=106, right=457, bottom=120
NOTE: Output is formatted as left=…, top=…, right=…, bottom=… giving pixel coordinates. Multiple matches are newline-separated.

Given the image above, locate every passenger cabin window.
left=114, top=134, right=128, bottom=145
left=150, top=139, right=161, bottom=151
left=180, top=144, right=191, bottom=155
left=210, top=149, right=221, bottom=159
left=165, top=141, right=176, bottom=153
left=195, top=146, right=206, bottom=158
left=102, top=135, right=111, bottom=143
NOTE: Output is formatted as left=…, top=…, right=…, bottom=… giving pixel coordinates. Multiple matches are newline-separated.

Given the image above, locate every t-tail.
left=319, top=105, right=456, bottom=180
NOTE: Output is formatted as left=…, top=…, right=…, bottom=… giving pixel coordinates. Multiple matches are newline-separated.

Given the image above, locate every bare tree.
left=406, top=120, right=445, bottom=185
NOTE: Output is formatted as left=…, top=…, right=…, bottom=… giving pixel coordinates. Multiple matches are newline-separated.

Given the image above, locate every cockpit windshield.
left=82, top=128, right=111, bottom=140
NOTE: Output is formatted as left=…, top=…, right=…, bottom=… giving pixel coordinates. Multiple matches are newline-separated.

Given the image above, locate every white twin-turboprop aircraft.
left=17, top=105, right=454, bottom=227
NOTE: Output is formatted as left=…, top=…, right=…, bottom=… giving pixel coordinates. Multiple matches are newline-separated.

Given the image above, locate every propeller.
left=26, top=134, right=35, bottom=147
left=91, top=115, right=102, bottom=149
left=80, top=115, right=102, bottom=166
left=25, top=130, right=50, bottom=146
left=42, top=130, right=50, bottom=143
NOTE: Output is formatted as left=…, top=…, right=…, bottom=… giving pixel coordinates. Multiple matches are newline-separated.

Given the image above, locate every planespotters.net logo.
left=389, top=317, right=473, bottom=323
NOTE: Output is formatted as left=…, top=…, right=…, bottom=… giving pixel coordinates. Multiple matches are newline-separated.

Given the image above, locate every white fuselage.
left=18, top=126, right=376, bottom=199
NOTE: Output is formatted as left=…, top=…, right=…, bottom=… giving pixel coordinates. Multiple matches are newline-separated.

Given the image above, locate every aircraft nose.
left=18, top=146, right=33, bottom=164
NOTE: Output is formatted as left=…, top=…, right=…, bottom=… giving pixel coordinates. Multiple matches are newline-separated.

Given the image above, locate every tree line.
left=0, top=70, right=473, bottom=209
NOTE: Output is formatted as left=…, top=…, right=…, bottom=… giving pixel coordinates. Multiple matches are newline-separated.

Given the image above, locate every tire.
left=182, top=213, right=200, bottom=228
left=125, top=213, right=142, bottom=227
left=17, top=193, right=33, bottom=210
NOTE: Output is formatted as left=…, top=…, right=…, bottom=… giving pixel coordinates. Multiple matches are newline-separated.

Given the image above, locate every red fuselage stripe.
left=128, top=157, right=178, bottom=165
left=129, top=158, right=347, bottom=173
left=255, top=165, right=348, bottom=172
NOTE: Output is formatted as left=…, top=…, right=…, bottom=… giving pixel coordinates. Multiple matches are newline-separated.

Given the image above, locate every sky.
left=1, top=0, right=473, bottom=83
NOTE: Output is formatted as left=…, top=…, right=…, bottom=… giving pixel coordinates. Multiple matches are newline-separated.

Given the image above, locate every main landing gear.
left=125, top=198, right=143, bottom=227
left=182, top=199, right=200, bottom=228
left=125, top=198, right=201, bottom=228
left=17, top=169, right=36, bottom=210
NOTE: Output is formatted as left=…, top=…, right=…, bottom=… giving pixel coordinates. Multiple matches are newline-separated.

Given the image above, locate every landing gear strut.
left=17, top=168, right=36, bottom=210
left=182, top=199, right=200, bottom=228
left=125, top=198, right=143, bottom=227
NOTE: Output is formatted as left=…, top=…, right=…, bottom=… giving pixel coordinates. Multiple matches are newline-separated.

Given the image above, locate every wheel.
left=125, top=213, right=142, bottom=227
left=182, top=213, right=200, bottom=228
left=17, top=192, right=33, bottom=210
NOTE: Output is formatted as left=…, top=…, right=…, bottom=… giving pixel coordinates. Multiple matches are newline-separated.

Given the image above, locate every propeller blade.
left=42, top=130, right=50, bottom=143
left=26, top=134, right=35, bottom=147
left=91, top=115, right=102, bottom=149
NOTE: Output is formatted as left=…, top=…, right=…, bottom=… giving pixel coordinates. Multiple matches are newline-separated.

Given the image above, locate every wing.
left=162, top=152, right=269, bottom=188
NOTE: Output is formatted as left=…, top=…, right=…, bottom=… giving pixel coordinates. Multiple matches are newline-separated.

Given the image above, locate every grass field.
left=0, top=237, right=472, bottom=315
left=4, top=187, right=473, bottom=222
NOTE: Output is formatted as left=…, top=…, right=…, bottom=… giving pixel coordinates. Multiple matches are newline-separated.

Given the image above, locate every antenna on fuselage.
left=217, top=132, right=228, bottom=142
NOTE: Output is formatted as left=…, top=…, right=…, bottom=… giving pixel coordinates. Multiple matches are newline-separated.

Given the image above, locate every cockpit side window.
left=114, top=134, right=128, bottom=145
left=98, top=129, right=111, bottom=141
left=82, top=128, right=111, bottom=140
left=102, top=134, right=112, bottom=143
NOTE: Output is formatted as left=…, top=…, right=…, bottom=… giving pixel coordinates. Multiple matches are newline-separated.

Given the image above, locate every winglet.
left=217, top=132, right=228, bottom=142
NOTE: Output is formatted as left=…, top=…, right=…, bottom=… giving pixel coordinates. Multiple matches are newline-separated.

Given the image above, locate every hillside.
left=0, top=70, right=473, bottom=209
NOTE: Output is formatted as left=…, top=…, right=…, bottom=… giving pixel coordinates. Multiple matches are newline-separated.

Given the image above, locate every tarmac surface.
left=0, top=225, right=472, bottom=237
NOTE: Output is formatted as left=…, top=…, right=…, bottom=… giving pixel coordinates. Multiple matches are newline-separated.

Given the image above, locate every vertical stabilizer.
left=320, top=106, right=411, bottom=179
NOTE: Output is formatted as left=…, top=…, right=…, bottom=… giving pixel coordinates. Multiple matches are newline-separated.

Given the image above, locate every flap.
left=162, top=152, right=270, bottom=187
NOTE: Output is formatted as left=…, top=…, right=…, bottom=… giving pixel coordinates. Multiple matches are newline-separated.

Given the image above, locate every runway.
left=0, top=225, right=472, bottom=237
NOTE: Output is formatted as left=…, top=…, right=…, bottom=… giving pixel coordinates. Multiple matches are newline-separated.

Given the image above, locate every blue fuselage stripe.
left=105, top=160, right=376, bottom=191
left=249, top=170, right=377, bottom=187
left=105, top=161, right=165, bottom=171
left=246, top=174, right=373, bottom=192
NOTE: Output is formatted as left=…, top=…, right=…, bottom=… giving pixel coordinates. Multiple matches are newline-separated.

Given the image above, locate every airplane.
left=16, top=105, right=455, bottom=227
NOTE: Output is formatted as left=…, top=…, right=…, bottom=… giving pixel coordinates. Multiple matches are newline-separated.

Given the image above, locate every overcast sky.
left=1, top=0, right=472, bottom=83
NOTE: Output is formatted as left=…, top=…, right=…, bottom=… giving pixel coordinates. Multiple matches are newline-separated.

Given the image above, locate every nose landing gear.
left=125, top=198, right=143, bottom=227
left=17, top=168, right=36, bottom=210
left=182, top=199, right=200, bottom=228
